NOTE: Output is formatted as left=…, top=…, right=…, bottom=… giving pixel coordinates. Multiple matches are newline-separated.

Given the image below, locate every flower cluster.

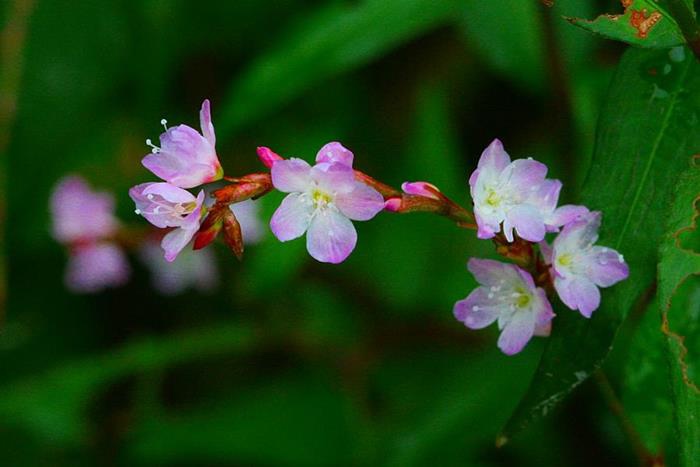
left=50, top=175, right=263, bottom=295
left=51, top=176, right=130, bottom=292
left=71, top=98, right=629, bottom=357
left=129, top=100, right=223, bottom=262
left=452, top=140, right=628, bottom=354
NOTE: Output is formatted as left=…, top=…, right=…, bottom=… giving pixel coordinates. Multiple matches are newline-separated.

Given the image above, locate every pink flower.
left=545, top=212, right=629, bottom=318
left=469, top=139, right=549, bottom=242
left=65, top=243, right=130, bottom=293
left=51, top=176, right=130, bottom=293
left=454, top=258, right=554, bottom=355
left=140, top=239, right=218, bottom=295
left=129, top=182, right=205, bottom=262
left=269, top=143, right=384, bottom=263
left=50, top=176, right=119, bottom=243
left=142, top=99, right=223, bottom=189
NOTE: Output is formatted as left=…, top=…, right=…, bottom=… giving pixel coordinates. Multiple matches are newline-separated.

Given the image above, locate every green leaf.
left=568, top=0, right=685, bottom=48
left=217, top=0, right=465, bottom=135
left=458, top=0, right=546, bottom=91
left=621, top=296, right=674, bottom=457
left=377, top=348, right=550, bottom=466
left=658, top=157, right=700, bottom=466
left=0, top=323, right=256, bottom=443
left=500, top=46, right=700, bottom=442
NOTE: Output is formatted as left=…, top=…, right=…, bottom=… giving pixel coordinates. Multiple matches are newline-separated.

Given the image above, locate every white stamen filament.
left=146, top=138, right=160, bottom=154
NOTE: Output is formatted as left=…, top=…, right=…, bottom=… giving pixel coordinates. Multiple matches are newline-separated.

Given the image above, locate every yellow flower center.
left=312, top=189, right=333, bottom=207
left=486, top=190, right=501, bottom=207
left=558, top=254, right=573, bottom=267
left=514, top=287, right=531, bottom=308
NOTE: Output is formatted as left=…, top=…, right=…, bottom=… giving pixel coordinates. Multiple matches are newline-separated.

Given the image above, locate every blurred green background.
left=2, top=0, right=653, bottom=465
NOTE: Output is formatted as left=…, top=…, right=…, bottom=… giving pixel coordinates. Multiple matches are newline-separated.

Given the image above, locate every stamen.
left=134, top=209, right=141, bottom=215
left=160, top=119, right=168, bottom=131
left=146, top=138, right=160, bottom=154
left=472, top=305, right=480, bottom=312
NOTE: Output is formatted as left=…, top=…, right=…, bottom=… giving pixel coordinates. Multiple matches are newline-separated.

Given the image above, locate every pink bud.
left=384, top=198, right=402, bottom=212
left=257, top=146, right=284, bottom=168
left=401, top=181, right=442, bottom=200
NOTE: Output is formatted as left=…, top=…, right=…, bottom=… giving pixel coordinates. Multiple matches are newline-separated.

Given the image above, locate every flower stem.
left=593, top=370, right=660, bottom=466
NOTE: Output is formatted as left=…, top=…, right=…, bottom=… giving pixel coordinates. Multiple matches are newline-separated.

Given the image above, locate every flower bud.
left=257, top=146, right=284, bottom=169
left=222, top=209, right=244, bottom=260
left=401, top=181, right=442, bottom=200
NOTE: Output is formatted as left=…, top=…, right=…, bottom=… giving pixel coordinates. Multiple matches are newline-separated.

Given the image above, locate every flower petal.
left=530, top=179, right=562, bottom=216
left=161, top=226, right=197, bottom=262
left=143, top=182, right=196, bottom=204
left=315, top=141, right=354, bottom=167
left=553, top=211, right=601, bottom=255
left=534, top=288, right=555, bottom=324
left=181, top=190, right=206, bottom=230
left=270, top=193, right=314, bottom=241
left=497, top=310, right=537, bottom=355
left=453, top=287, right=500, bottom=329
left=51, top=176, right=118, bottom=243
left=504, top=204, right=545, bottom=242
left=199, top=99, right=216, bottom=147
left=311, top=162, right=356, bottom=194
left=467, top=258, right=521, bottom=287
left=474, top=210, right=500, bottom=239
left=547, top=204, right=589, bottom=231
left=586, top=246, right=629, bottom=287
left=141, top=152, right=184, bottom=183
left=554, top=276, right=601, bottom=318
left=159, top=125, right=210, bottom=162
left=146, top=124, right=219, bottom=188
left=502, top=159, right=548, bottom=193
left=271, top=158, right=312, bottom=193
left=306, top=209, right=357, bottom=263
left=335, top=183, right=384, bottom=221
left=66, top=243, right=130, bottom=292
left=477, top=139, right=511, bottom=172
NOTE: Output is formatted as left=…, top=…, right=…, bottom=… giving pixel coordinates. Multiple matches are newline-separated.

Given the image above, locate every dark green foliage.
left=4, top=0, right=700, bottom=465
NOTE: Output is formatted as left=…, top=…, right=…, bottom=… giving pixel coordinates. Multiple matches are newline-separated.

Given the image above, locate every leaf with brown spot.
left=568, top=0, right=685, bottom=48
left=658, top=155, right=700, bottom=466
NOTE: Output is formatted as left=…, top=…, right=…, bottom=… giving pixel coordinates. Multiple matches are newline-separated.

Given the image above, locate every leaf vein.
left=615, top=58, right=692, bottom=249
